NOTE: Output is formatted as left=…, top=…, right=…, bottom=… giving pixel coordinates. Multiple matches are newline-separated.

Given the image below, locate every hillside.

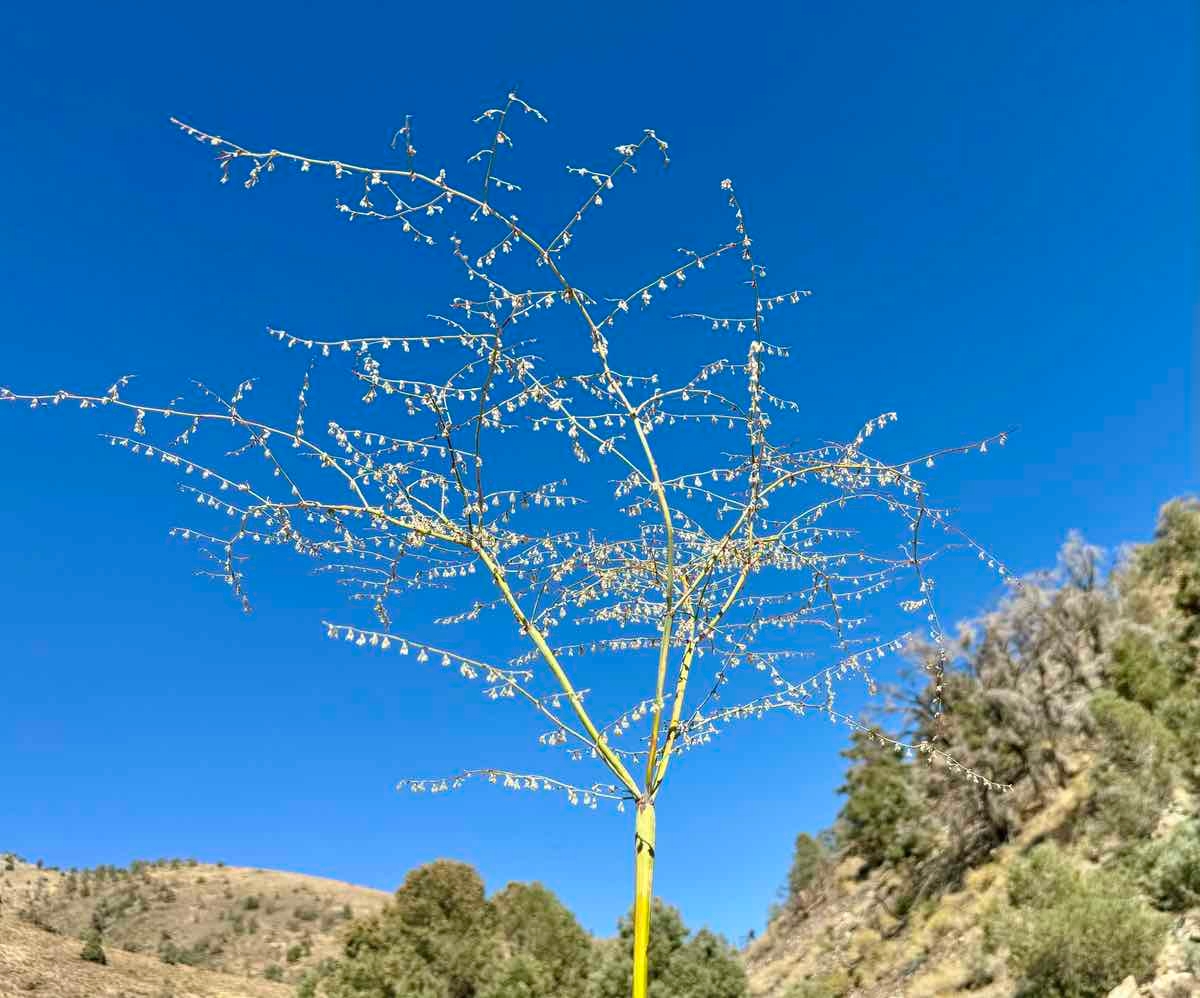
left=4, top=501, right=1197, bottom=998
left=1, top=853, right=750, bottom=998
left=0, top=909, right=293, bottom=998
left=746, top=777, right=1200, bottom=997
left=747, top=499, right=1200, bottom=998
left=0, top=856, right=388, bottom=989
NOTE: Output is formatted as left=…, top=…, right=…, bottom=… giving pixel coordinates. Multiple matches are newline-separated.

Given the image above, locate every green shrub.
left=1087, top=691, right=1175, bottom=840
left=242, top=895, right=260, bottom=911
left=1141, top=821, right=1200, bottom=911
left=587, top=898, right=747, bottom=998
left=297, top=959, right=339, bottom=998
left=287, top=944, right=305, bottom=964
left=294, top=904, right=320, bottom=922
left=1108, top=631, right=1174, bottom=709
left=487, top=882, right=590, bottom=995
left=481, top=954, right=551, bottom=998
left=998, top=844, right=1166, bottom=998
left=1159, top=686, right=1200, bottom=771
left=786, top=833, right=827, bottom=901
left=264, top=964, right=284, bottom=981
left=1005, top=843, right=1078, bottom=909
left=836, top=730, right=926, bottom=870
left=80, top=931, right=107, bottom=965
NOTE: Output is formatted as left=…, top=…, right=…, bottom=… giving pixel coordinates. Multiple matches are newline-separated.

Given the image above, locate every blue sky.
left=0, top=2, right=1193, bottom=942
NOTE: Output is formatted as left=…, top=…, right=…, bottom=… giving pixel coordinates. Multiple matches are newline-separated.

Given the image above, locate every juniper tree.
left=1, top=93, right=1014, bottom=998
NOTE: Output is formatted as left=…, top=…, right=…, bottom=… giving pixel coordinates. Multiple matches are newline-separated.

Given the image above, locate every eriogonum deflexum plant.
left=2, top=93, right=1016, bottom=998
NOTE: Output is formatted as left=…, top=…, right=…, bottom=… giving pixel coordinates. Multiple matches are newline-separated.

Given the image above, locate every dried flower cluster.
left=1, top=92, right=1015, bottom=998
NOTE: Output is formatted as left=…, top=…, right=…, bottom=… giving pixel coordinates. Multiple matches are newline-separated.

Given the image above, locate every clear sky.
left=0, top=1, right=1193, bottom=943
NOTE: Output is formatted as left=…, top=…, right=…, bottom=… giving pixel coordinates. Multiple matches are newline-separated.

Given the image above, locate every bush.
left=587, top=898, right=746, bottom=998
left=1108, top=631, right=1174, bottom=709
left=1159, top=683, right=1200, bottom=772
left=491, top=882, right=591, bottom=995
left=264, top=964, right=284, bottom=981
left=243, top=895, right=260, bottom=910
left=287, top=944, right=305, bottom=964
left=1005, top=843, right=1078, bottom=909
left=836, top=730, right=926, bottom=870
left=481, top=954, right=551, bottom=998
left=294, top=904, right=320, bottom=922
left=1141, top=821, right=1200, bottom=911
left=1087, top=691, right=1175, bottom=840
left=309, top=861, right=496, bottom=998
left=786, top=833, right=827, bottom=902
left=997, top=844, right=1166, bottom=998
left=80, top=931, right=107, bottom=965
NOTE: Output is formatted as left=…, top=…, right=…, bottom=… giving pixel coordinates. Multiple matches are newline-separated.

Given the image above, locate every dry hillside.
left=0, top=855, right=389, bottom=990
left=745, top=501, right=1200, bottom=998
left=746, top=775, right=1200, bottom=997
left=0, top=909, right=293, bottom=998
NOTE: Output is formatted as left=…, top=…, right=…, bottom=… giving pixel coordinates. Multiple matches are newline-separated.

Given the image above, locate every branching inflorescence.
left=1, top=91, right=1016, bottom=998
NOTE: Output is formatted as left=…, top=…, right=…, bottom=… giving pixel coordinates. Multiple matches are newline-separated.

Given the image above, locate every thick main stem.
left=632, top=801, right=656, bottom=998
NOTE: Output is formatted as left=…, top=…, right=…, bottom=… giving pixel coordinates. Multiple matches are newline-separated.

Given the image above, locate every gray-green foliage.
left=1087, top=690, right=1176, bottom=841
left=1108, top=630, right=1175, bottom=710
left=306, top=860, right=496, bottom=998
left=786, top=833, right=827, bottom=902
left=1139, top=820, right=1200, bottom=912
left=80, top=929, right=107, bottom=965
left=587, top=898, right=746, bottom=998
left=836, top=730, right=925, bottom=872
left=991, top=844, right=1165, bottom=998
left=300, top=868, right=745, bottom=998
left=879, top=533, right=1116, bottom=896
left=300, top=861, right=595, bottom=998
left=479, top=955, right=551, bottom=998
left=658, top=929, right=748, bottom=998
left=774, top=501, right=1200, bottom=988
left=1116, top=500, right=1200, bottom=772
left=490, top=882, right=591, bottom=995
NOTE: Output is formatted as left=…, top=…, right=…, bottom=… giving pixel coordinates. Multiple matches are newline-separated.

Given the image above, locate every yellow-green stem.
left=632, top=801, right=656, bottom=998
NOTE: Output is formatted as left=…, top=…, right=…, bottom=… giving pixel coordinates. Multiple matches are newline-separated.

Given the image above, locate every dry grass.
left=0, top=911, right=293, bottom=998
left=0, top=856, right=389, bottom=989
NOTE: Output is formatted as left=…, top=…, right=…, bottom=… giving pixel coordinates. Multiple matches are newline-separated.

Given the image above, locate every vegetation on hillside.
left=756, top=499, right=1200, bottom=998
left=4, top=851, right=744, bottom=998
left=0, top=856, right=388, bottom=986
left=296, top=860, right=745, bottom=998
left=5, top=500, right=1197, bottom=998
